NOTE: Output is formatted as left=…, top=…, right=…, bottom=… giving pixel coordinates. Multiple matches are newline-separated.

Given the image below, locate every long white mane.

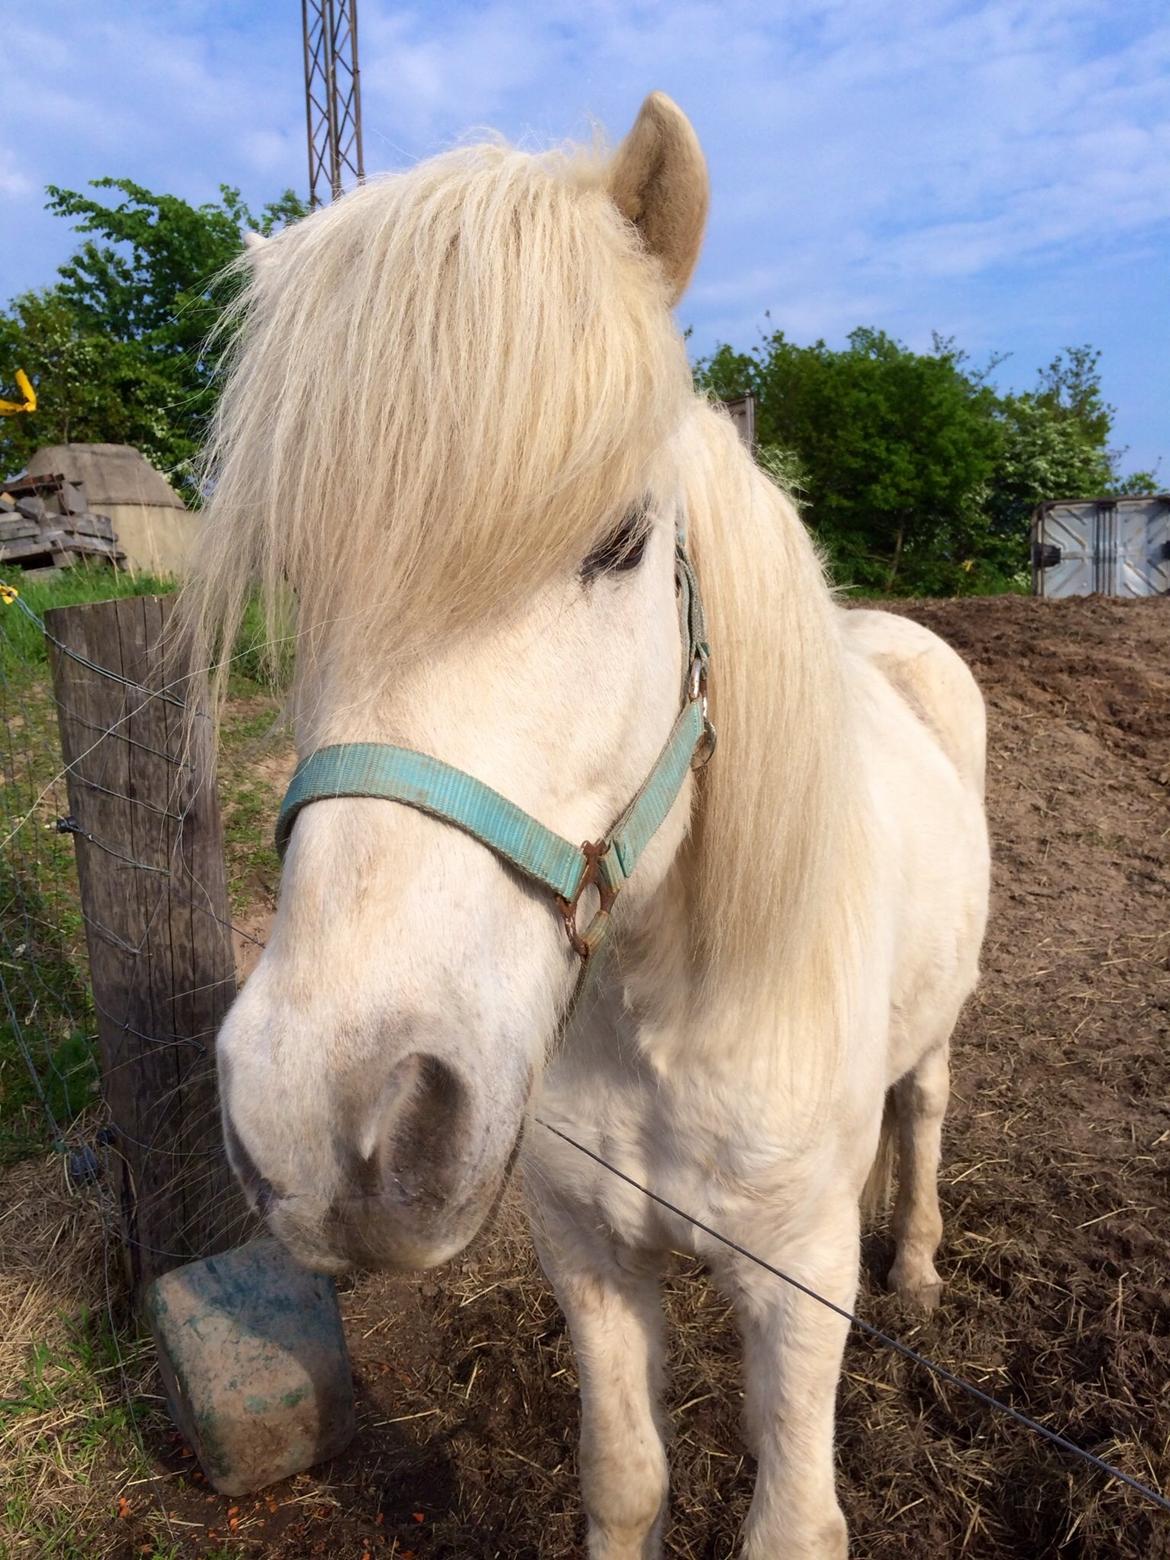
left=184, top=133, right=866, bottom=1066
left=669, top=406, right=866, bottom=1063
left=188, top=140, right=692, bottom=690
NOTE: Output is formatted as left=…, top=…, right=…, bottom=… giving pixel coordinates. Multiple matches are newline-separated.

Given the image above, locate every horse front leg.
left=532, top=1216, right=669, bottom=1559
left=730, top=1197, right=858, bottom=1559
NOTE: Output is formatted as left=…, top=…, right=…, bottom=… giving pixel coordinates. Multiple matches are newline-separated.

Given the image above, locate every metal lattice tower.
left=301, top=0, right=365, bottom=208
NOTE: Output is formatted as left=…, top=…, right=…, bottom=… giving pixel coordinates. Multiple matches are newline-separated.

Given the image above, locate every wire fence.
left=0, top=591, right=99, bottom=1169
left=536, top=1118, right=1170, bottom=1518
left=0, top=578, right=259, bottom=1555
left=7, top=587, right=247, bottom=1277
left=1, top=574, right=1167, bottom=1553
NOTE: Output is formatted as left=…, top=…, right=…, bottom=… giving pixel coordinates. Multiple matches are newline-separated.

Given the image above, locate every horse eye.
left=581, top=509, right=650, bottom=581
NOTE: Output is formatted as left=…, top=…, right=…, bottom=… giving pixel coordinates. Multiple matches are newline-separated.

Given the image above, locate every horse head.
left=194, top=94, right=711, bottom=1272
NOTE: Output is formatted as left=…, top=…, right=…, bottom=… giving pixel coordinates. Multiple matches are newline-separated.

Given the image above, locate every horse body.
left=186, top=93, right=989, bottom=1558
left=530, top=549, right=988, bottom=1559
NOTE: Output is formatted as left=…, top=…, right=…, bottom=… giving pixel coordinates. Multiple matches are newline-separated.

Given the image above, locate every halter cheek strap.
left=275, top=536, right=714, bottom=961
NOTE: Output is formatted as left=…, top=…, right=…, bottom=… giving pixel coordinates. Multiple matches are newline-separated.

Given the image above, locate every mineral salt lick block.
left=146, top=1236, right=356, bottom=1496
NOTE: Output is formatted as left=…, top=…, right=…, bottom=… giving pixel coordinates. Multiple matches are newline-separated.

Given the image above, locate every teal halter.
left=275, top=536, right=714, bottom=961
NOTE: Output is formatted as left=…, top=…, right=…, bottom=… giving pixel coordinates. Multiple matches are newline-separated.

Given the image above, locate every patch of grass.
left=0, top=1025, right=99, bottom=1167
left=0, top=1301, right=157, bottom=1559
left=0, top=1310, right=123, bottom=1425
left=0, top=651, right=97, bottom=1164
left=222, top=776, right=282, bottom=916
left=0, top=1503, right=96, bottom=1560
left=230, top=595, right=294, bottom=689
left=218, top=673, right=288, bottom=916
left=0, top=565, right=176, bottom=676
left=0, top=565, right=292, bottom=692
left=220, top=679, right=284, bottom=747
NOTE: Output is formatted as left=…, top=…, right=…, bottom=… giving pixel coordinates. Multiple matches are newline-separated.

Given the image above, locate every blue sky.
left=2, top=0, right=1167, bottom=475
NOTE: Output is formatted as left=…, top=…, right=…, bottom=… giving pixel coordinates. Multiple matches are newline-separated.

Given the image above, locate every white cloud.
left=241, top=129, right=297, bottom=176
left=0, top=150, right=33, bottom=198
left=345, top=2, right=1170, bottom=326
left=1, top=11, right=302, bottom=220
left=0, top=0, right=1165, bottom=466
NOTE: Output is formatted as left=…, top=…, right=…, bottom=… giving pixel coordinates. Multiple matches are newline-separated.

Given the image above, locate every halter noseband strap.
left=275, top=535, right=714, bottom=962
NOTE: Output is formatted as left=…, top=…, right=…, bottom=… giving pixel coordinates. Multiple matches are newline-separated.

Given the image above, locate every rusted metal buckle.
left=555, top=840, right=619, bottom=961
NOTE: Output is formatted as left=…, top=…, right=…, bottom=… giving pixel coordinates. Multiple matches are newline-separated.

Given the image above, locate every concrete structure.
left=26, top=443, right=200, bottom=577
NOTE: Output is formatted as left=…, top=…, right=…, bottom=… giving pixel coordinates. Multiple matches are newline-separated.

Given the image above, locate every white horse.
left=186, top=94, right=989, bottom=1558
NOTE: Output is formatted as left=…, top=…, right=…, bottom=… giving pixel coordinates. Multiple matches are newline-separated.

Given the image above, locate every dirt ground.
left=4, top=594, right=1169, bottom=1558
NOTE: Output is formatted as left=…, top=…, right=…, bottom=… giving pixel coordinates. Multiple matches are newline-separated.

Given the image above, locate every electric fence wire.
left=537, top=1116, right=1170, bottom=1519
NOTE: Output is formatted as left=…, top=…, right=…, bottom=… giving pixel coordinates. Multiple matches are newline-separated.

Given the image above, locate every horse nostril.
left=361, top=1053, right=467, bottom=1200
left=254, top=1178, right=276, bottom=1218
left=385, top=1053, right=464, bottom=1148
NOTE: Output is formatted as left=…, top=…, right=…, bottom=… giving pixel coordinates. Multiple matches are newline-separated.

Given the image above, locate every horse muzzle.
left=222, top=1050, right=528, bottom=1273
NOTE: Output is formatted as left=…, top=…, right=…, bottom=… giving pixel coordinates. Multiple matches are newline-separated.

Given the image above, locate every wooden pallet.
left=0, top=473, right=125, bottom=570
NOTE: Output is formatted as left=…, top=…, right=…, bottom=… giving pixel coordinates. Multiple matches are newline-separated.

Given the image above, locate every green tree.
left=1033, top=345, right=1112, bottom=448
left=1, top=180, right=305, bottom=493
left=983, top=392, right=1113, bottom=563
left=698, top=327, right=1003, bottom=592
left=1110, top=467, right=1162, bottom=495
left=698, top=323, right=1158, bottom=592
left=982, top=346, right=1158, bottom=560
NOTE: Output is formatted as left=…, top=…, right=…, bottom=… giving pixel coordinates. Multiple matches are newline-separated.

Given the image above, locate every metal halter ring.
left=688, top=656, right=716, bottom=770
left=555, top=840, right=620, bottom=961
left=688, top=654, right=707, bottom=704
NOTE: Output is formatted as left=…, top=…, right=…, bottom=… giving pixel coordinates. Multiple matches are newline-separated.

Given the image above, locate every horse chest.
left=534, top=1060, right=810, bottom=1260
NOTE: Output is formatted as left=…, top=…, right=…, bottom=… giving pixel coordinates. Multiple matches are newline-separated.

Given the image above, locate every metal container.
left=1032, top=496, right=1170, bottom=597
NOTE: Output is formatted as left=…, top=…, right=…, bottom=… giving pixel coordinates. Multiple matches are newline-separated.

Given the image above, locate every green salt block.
left=145, top=1237, right=355, bottom=1496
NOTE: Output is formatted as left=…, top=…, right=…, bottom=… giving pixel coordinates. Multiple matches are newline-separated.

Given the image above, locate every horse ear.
left=243, top=230, right=271, bottom=261
left=607, top=92, right=709, bottom=306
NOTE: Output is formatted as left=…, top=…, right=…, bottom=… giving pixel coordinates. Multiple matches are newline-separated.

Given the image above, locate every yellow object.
left=0, top=583, right=20, bottom=605
left=0, top=369, right=37, bottom=416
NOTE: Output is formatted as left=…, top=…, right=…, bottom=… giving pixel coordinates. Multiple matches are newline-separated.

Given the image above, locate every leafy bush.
left=1, top=179, right=305, bottom=499
left=697, top=333, right=1154, bottom=594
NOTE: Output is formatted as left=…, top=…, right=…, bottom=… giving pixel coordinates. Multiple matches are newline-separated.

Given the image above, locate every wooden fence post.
left=46, top=594, right=248, bottom=1311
